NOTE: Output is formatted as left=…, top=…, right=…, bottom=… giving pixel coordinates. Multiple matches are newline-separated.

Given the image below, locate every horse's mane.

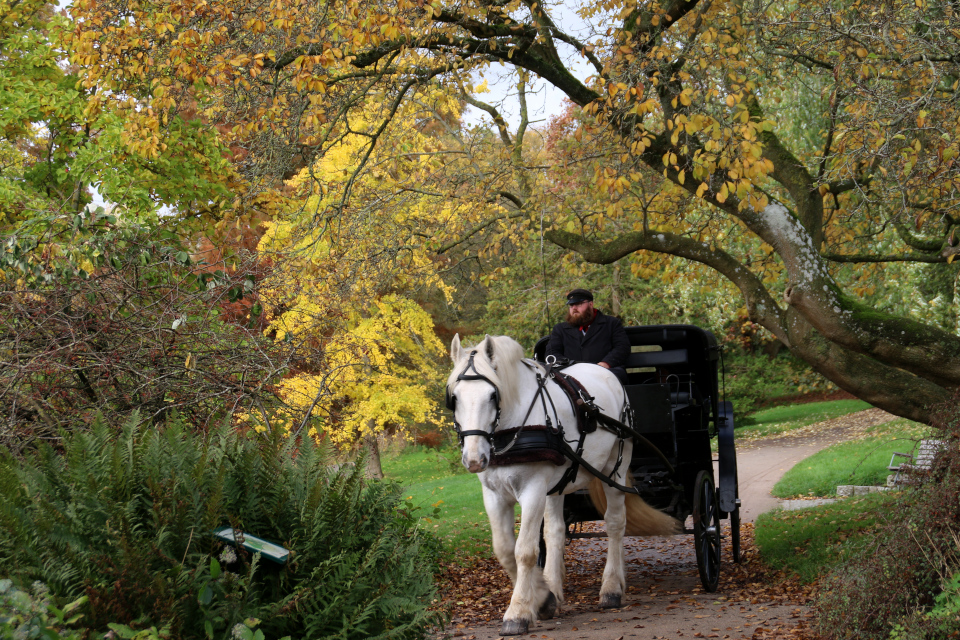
left=447, top=335, right=535, bottom=410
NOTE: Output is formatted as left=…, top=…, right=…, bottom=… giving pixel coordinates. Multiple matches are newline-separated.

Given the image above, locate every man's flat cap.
left=566, top=288, right=594, bottom=305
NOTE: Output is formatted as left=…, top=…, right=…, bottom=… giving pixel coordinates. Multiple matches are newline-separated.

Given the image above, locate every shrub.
left=0, top=580, right=88, bottom=640
left=815, top=399, right=960, bottom=639
left=720, top=350, right=840, bottom=420
left=0, top=415, right=443, bottom=639
left=0, top=214, right=290, bottom=455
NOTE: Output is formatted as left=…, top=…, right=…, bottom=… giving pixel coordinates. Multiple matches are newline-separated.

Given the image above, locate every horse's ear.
left=484, top=334, right=496, bottom=367
left=450, top=333, right=462, bottom=363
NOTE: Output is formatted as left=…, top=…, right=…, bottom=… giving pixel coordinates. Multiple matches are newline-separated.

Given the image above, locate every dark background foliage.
left=0, top=212, right=289, bottom=455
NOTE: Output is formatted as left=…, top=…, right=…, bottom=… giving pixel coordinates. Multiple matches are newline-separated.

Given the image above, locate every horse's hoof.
left=599, top=593, right=622, bottom=609
left=500, top=618, right=530, bottom=636
left=538, top=591, right=558, bottom=619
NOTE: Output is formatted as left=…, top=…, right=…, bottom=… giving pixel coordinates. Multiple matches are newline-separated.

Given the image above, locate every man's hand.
left=598, top=362, right=611, bottom=369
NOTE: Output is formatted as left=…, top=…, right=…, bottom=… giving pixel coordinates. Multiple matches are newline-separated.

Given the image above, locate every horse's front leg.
left=599, top=481, right=627, bottom=609
left=542, top=493, right=566, bottom=610
left=482, top=484, right=518, bottom=583
left=501, top=483, right=555, bottom=636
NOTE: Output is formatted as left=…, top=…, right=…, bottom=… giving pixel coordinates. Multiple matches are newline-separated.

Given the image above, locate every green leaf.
left=210, top=557, right=221, bottom=579
left=198, top=584, right=213, bottom=606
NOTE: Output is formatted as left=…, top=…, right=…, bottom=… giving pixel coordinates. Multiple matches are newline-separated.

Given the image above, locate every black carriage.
left=533, top=324, right=741, bottom=592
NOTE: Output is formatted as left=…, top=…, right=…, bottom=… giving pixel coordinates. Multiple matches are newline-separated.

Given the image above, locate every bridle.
left=446, top=351, right=502, bottom=447
left=447, top=351, right=558, bottom=455
left=447, top=349, right=653, bottom=496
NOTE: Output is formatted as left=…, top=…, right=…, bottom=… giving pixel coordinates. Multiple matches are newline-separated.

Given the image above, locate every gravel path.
left=440, top=408, right=898, bottom=640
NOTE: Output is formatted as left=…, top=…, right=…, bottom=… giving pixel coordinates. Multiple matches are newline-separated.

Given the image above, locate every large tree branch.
left=893, top=217, right=950, bottom=252
left=544, top=228, right=789, bottom=343
left=743, top=91, right=825, bottom=247
left=783, top=308, right=952, bottom=422
left=821, top=251, right=948, bottom=263
left=748, top=199, right=960, bottom=385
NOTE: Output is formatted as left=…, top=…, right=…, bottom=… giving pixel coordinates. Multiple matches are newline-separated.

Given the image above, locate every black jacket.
left=545, top=311, right=630, bottom=379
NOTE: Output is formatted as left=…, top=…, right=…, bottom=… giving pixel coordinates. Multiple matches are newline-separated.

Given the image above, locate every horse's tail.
left=588, top=477, right=682, bottom=536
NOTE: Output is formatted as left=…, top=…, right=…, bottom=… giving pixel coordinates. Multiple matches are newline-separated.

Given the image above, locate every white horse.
left=447, top=334, right=679, bottom=636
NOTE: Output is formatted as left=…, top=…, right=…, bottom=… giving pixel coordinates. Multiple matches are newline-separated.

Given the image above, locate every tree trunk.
left=610, top=264, right=622, bottom=318
left=363, top=423, right=384, bottom=479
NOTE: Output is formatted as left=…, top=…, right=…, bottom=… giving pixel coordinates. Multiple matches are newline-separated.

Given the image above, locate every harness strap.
left=547, top=427, right=587, bottom=494
left=595, top=413, right=676, bottom=476
left=552, top=372, right=599, bottom=434
left=545, top=370, right=616, bottom=494
left=549, top=437, right=641, bottom=495
left=546, top=374, right=675, bottom=495
left=494, top=365, right=556, bottom=455
left=451, top=355, right=676, bottom=496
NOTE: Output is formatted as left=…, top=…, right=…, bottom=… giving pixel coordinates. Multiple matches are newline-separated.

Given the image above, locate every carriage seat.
left=625, top=349, right=700, bottom=405
left=625, top=349, right=689, bottom=370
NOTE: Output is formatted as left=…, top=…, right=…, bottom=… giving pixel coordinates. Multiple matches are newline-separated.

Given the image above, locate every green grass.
left=755, top=491, right=894, bottom=583
left=735, top=399, right=873, bottom=440
left=772, top=418, right=930, bottom=498
left=711, top=398, right=874, bottom=452
left=383, top=399, right=901, bottom=564
left=381, top=446, right=494, bottom=562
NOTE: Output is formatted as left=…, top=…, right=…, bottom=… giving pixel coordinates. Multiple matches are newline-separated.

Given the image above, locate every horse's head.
left=447, top=334, right=523, bottom=473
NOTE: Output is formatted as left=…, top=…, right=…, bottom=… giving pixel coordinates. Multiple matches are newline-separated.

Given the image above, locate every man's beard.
left=566, top=307, right=594, bottom=327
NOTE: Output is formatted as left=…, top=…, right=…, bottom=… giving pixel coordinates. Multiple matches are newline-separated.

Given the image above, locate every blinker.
left=448, top=351, right=502, bottom=446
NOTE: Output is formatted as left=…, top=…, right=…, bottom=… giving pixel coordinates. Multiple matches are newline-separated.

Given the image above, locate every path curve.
left=443, top=408, right=896, bottom=640
left=736, top=408, right=895, bottom=521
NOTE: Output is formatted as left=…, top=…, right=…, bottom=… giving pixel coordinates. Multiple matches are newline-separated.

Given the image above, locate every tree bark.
left=610, top=264, right=621, bottom=318
left=363, top=423, right=384, bottom=480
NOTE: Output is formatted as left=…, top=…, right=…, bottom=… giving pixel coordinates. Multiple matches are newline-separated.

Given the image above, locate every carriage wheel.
left=693, top=469, right=721, bottom=592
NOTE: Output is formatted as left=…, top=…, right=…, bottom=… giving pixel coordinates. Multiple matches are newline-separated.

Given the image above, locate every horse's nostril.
left=480, top=454, right=488, bottom=468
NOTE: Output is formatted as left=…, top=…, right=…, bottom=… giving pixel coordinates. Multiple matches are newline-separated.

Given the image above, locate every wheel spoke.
left=693, top=469, right=720, bottom=592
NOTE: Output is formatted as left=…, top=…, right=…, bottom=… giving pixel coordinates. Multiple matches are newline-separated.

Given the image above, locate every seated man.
left=545, top=288, right=630, bottom=384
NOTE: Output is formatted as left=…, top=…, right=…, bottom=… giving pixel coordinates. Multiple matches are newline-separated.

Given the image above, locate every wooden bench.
left=888, top=439, right=946, bottom=485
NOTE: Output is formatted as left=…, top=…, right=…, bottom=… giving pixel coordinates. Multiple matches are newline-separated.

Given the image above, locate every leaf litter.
left=432, top=522, right=820, bottom=639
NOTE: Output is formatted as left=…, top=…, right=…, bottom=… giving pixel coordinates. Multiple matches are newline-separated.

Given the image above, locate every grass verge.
left=771, top=418, right=930, bottom=497
left=755, top=491, right=894, bottom=583
left=735, top=398, right=872, bottom=440
left=381, top=446, right=494, bottom=562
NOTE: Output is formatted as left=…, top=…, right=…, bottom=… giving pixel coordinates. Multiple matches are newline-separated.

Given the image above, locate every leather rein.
left=447, top=354, right=662, bottom=495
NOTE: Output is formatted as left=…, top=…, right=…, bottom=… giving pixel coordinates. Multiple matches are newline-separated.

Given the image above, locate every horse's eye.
left=490, top=392, right=498, bottom=402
